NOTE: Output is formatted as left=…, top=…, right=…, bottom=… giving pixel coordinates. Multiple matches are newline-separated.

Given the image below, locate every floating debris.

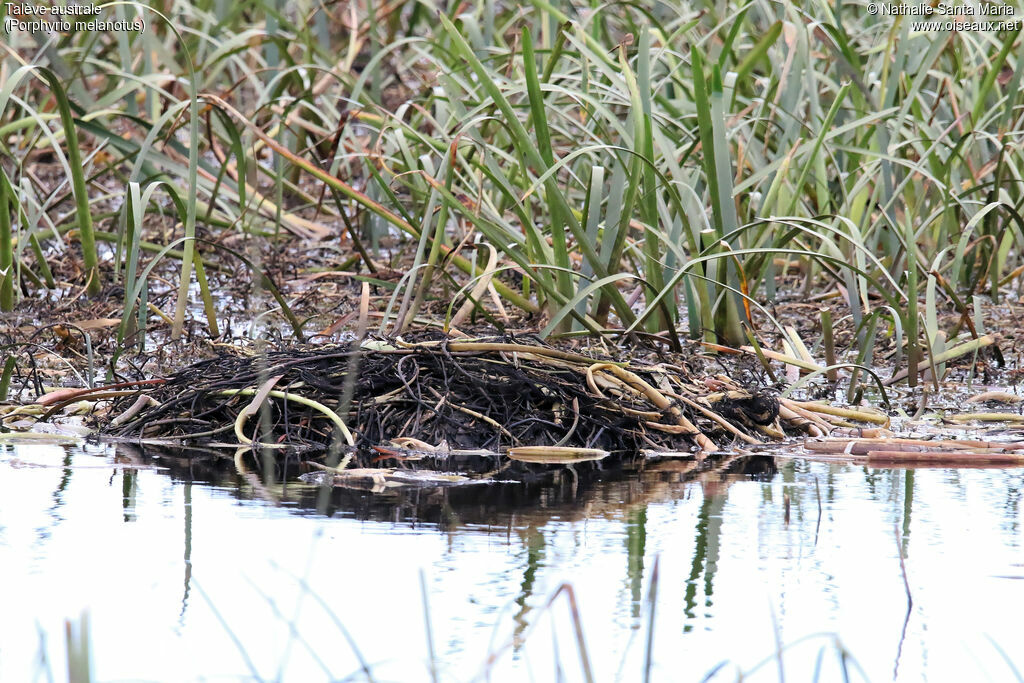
left=803, top=436, right=1024, bottom=467
left=0, top=430, right=83, bottom=444
left=507, top=446, right=611, bottom=464
left=948, top=412, right=1024, bottom=424
left=965, top=391, right=1024, bottom=405
left=298, top=468, right=486, bottom=490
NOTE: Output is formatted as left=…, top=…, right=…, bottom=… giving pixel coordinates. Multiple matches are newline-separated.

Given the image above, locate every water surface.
left=1, top=442, right=1021, bottom=682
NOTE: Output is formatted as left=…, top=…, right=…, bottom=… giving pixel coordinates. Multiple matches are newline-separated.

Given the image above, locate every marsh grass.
left=0, top=0, right=1022, bottom=391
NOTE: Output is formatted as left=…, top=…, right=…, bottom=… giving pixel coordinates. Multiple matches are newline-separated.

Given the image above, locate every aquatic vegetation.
left=0, top=0, right=1019, bottom=397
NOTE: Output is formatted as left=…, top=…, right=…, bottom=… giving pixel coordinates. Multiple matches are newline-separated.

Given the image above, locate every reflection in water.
left=1006, top=484, right=1022, bottom=535
left=626, top=507, right=646, bottom=621
left=681, top=457, right=777, bottom=633
left=902, top=470, right=913, bottom=556
left=121, top=468, right=137, bottom=522
left=683, top=492, right=720, bottom=632
left=38, top=450, right=73, bottom=544
left=513, top=526, right=546, bottom=647
left=1, top=442, right=1022, bottom=682
left=180, top=482, right=192, bottom=630
left=132, top=442, right=728, bottom=523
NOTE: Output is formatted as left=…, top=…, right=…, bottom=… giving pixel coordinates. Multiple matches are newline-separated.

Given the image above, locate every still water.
left=1, top=440, right=1022, bottom=682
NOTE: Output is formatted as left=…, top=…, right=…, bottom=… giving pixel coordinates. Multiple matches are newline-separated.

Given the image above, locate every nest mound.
left=104, top=333, right=788, bottom=460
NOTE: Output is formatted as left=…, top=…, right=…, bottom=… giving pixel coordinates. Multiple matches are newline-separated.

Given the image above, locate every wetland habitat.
left=2, top=0, right=1024, bottom=680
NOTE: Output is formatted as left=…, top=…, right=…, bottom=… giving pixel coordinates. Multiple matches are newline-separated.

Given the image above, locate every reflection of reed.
left=512, top=526, right=546, bottom=650
left=121, top=469, right=138, bottom=522
left=626, top=507, right=647, bottom=619
left=180, top=482, right=192, bottom=629
left=684, top=492, right=724, bottom=630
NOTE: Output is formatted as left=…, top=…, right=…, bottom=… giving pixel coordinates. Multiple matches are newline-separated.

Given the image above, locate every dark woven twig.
left=104, top=334, right=780, bottom=460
